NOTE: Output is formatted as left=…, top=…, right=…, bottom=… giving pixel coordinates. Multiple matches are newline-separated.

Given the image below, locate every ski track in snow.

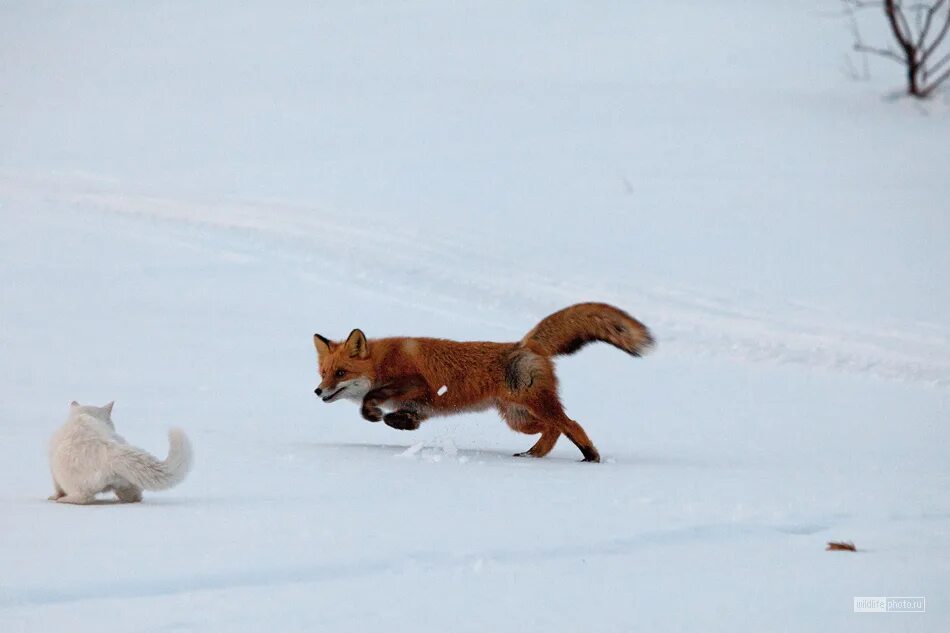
left=2, top=174, right=948, bottom=387
left=0, top=520, right=801, bottom=608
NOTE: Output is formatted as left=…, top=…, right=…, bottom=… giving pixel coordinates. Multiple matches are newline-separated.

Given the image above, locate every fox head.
left=313, top=329, right=376, bottom=403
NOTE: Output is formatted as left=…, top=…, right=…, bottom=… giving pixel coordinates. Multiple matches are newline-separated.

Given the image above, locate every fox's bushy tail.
left=521, top=302, right=654, bottom=358
left=111, top=428, right=193, bottom=491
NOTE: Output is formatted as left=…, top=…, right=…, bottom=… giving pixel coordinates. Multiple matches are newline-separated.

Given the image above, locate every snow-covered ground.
left=1, top=2, right=948, bottom=631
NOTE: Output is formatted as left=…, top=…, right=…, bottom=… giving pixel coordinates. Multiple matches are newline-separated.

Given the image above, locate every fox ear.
left=69, top=401, right=79, bottom=408
left=344, top=328, right=369, bottom=359
left=313, top=333, right=332, bottom=356
left=104, top=401, right=115, bottom=414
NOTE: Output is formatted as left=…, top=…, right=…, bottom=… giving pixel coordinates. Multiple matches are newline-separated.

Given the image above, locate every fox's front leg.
left=360, top=401, right=384, bottom=422
left=360, top=375, right=430, bottom=424
left=383, top=409, right=428, bottom=431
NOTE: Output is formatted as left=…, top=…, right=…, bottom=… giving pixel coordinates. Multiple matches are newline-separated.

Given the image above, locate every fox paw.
left=361, top=405, right=383, bottom=422
left=383, top=411, right=421, bottom=431
left=513, top=450, right=543, bottom=458
left=581, top=448, right=601, bottom=463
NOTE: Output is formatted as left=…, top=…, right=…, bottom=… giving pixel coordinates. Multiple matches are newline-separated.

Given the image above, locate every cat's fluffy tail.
left=111, top=428, right=193, bottom=491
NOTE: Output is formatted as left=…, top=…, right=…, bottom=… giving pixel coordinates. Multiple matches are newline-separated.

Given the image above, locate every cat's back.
left=49, top=413, right=115, bottom=458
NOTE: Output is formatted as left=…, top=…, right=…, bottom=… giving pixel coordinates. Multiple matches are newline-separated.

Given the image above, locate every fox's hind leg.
left=513, top=427, right=561, bottom=458
left=526, top=390, right=600, bottom=463
left=503, top=350, right=600, bottom=462
left=498, top=401, right=561, bottom=457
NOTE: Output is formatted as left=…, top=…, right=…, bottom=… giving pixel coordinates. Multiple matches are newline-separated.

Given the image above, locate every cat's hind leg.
left=115, top=484, right=143, bottom=503
left=56, top=491, right=95, bottom=505
left=48, top=477, right=65, bottom=501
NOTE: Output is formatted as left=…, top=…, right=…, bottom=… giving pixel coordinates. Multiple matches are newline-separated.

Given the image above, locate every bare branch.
left=843, top=53, right=860, bottom=79
left=884, top=0, right=916, bottom=58
left=844, top=0, right=864, bottom=42
left=843, top=0, right=886, bottom=8
left=922, top=3, right=950, bottom=60
left=845, top=0, right=950, bottom=97
left=916, top=0, right=945, bottom=48
left=923, top=63, right=950, bottom=93
left=854, top=42, right=907, bottom=62
left=895, top=2, right=917, bottom=46
left=843, top=0, right=876, bottom=79
left=928, top=49, right=950, bottom=74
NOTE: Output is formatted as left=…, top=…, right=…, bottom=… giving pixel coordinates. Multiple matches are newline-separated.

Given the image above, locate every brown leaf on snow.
left=826, top=541, right=857, bottom=552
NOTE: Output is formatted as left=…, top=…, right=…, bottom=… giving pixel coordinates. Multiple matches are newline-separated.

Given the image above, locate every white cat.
left=48, top=401, right=192, bottom=504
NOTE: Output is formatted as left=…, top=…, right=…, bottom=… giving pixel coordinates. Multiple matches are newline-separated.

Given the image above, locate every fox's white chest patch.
left=343, top=390, right=366, bottom=403
left=339, top=377, right=372, bottom=402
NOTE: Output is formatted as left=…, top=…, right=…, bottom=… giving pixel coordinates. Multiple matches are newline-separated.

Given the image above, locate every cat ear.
left=344, top=328, right=369, bottom=359
left=70, top=401, right=79, bottom=408
left=104, top=401, right=115, bottom=414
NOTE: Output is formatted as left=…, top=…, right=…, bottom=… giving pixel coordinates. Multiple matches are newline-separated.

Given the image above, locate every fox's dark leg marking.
left=361, top=375, right=430, bottom=423
left=505, top=349, right=543, bottom=391
left=383, top=409, right=427, bottom=430
left=361, top=403, right=384, bottom=422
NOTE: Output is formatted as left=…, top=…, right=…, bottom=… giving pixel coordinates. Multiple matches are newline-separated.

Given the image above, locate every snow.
left=1, top=1, right=949, bottom=631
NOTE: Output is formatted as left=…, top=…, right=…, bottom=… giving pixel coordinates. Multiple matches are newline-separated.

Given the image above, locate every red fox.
left=313, top=303, right=653, bottom=462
